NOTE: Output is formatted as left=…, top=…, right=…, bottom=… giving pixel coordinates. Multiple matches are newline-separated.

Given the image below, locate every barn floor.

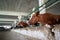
left=0, top=24, right=60, bottom=40
left=0, top=31, right=40, bottom=40
left=12, top=24, right=60, bottom=40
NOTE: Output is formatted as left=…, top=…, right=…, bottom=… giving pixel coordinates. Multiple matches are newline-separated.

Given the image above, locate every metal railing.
left=28, top=0, right=60, bottom=16
left=22, top=0, right=60, bottom=20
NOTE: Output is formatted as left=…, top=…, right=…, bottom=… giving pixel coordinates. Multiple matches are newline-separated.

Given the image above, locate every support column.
left=39, top=0, right=47, bottom=14
left=18, top=16, right=21, bottom=21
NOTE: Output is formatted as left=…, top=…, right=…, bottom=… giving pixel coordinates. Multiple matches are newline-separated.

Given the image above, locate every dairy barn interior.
left=0, top=0, right=60, bottom=40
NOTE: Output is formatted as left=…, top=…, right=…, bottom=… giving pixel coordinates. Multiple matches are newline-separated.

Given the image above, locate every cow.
left=28, top=11, right=60, bottom=37
left=28, top=11, right=60, bottom=29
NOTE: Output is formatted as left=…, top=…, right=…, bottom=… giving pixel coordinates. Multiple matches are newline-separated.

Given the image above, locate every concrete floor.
left=0, top=31, right=40, bottom=40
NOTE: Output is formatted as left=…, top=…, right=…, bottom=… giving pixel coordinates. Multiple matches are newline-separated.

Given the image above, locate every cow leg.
left=45, top=24, right=55, bottom=37
left=45, top=24, right=52, bottom=28
left=48, top=25, right=55, bottom=36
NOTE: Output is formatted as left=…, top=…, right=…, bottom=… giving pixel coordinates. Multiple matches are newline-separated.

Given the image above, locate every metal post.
left=38, top=0, right=47, bottom=14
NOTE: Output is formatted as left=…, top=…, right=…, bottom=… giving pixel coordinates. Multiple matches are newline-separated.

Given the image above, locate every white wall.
left=46, top=2, right=60, bottom=15
left=38, top=0, right=48, bottom=14
left=0, top=11, right=28, bottom=16
left=0, top=11, right=28, bottom=21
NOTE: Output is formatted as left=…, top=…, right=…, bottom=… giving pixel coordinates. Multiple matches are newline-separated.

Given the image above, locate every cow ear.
left=35, top=11, right=39, bottom=16
left=36, top=11, right=39, bottom=13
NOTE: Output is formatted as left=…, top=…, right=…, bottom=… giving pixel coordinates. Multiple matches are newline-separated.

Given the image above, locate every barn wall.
left=46, top=2, right=60, bottom=15
left=0, top=0, right=39, bottom=13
